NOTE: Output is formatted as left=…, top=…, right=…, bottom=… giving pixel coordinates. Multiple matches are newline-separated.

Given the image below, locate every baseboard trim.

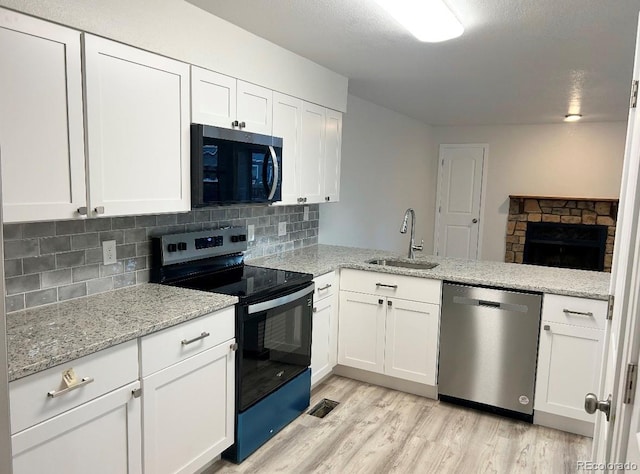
left=534, top=410, right=595, bottom=437
left=333, top=365, right=437, bottom=399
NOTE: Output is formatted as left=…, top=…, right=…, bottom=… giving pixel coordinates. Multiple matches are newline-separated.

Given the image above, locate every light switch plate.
left=278, top=221, right=287, bottom=236
left=303, top=206, right=309, bottom=221
left=102, top=240, right=117, bottom=265
left=248, top=224, right=255, bottom=242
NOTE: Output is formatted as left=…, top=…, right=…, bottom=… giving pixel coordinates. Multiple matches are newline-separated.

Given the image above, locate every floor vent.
left=307, top=399, right=339, bottom=418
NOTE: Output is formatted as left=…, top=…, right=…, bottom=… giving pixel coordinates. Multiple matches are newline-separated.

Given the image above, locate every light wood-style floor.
left=206, top=375, right=591, bottom=474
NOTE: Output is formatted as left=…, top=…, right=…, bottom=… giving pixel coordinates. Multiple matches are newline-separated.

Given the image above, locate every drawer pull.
left=47, top=377, right=94, bottom=398
left=376, top=283, right=398, bottom=289
left=317, top=284, right=332, bottom=291
left=181, top=331, right=210, bottom=345
left=563, top=309, right=594, bottom=318
left=544, top=324, right=551, bottom=331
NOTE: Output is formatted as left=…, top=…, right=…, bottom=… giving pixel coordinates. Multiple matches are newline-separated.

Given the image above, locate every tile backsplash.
left=3, top=204, right=318, bottom=313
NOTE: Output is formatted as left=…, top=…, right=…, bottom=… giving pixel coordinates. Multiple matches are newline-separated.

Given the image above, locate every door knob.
left=584, top=393, right=611, bottom=421
left=472, top=218, right=478, bottom=224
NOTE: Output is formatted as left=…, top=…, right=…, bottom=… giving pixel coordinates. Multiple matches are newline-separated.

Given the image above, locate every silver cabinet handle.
left=94, top=206, right=105, bottom=215
left=313, top=307, right=317, bottom=313
left=388, top=300, right=393, bottom=307
left=230, top=342, right=238, bottom=351
left=239, top=121, right=246, bottom=129
left=181, top=331, right=210, bottom=345
left=303, top=197, right=308, bottom=203
left=376, top=283, right=398, bottom=289
left=563, top=309, right=594, bottom=317
left=325, top=196, right=331, bottom=202
left=317, top=284, right=332, bottom=291
left=472, top=218, right=478, bottom=224
left=232, top=120, right=239, bottom=128
left=77, top=206, right=88, bottom=216
left=378, top=299, right=384, bottom=305
left=47, top=377, right=94, bottom=398
left=543, top=324, right=551, bottom=331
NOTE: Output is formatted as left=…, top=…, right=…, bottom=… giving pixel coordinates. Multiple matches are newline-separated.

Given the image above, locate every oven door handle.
left=247, top=283, right=315, bottom=314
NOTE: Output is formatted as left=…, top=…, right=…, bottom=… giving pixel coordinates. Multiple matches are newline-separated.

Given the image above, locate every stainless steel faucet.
left=400, top=208, right=424, bottom=259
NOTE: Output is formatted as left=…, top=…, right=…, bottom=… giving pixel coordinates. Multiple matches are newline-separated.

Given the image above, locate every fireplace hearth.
left=505, top=196, right=618, bottom=272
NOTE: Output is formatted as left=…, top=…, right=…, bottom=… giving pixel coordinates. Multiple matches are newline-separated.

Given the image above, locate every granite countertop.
left=6, top=284, right=237, bottom=382
left=248, top=244, right=611, bottom=300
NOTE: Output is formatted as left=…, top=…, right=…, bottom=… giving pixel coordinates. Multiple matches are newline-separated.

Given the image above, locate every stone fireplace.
left=505, top=196, right=618, bottom=272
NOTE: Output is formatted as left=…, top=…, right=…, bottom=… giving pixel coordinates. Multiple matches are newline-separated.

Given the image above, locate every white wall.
left=320, top=95, right=437, bottom=254
left=0, top=0, right=347, bottom=111
left=431, top=122, right=628, bottom=261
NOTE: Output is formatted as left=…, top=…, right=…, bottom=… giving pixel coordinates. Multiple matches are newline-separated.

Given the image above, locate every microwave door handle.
left=267, top=145, right=279, bottom=200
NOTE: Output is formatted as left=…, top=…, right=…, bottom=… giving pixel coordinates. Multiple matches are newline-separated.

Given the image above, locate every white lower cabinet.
left=12, top=381, right=141, bottom=474
left=141, top=342, right=235, bottom=474
left=310, top=272, right=338, bottom=387
left=337, top=270, right=441, bottom=386
left=534, top=294, right=607, bottom=435
left=384, top=298, right=439, bottom=385
left=139, top=307, right=236, bottom=473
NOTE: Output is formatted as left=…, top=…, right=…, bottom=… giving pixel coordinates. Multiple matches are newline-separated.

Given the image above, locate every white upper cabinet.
left=276, top=99, right=342, bottom=205
left=0, top=9, right=87, bottom=223
left=323, top=110, right=342, bottom=203
left=272, top=92, right=303, bottom=205
left=299, top=102, right=326, bottom=204
left=83, top=35, right=190, bottom=217
left=191, top=66, right=272, bottom=134
left=191, top=67, right=237, bottom=129
left=236, top=80, right=273, bottom=135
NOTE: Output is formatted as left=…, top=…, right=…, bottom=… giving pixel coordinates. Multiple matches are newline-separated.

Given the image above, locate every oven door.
left=237, top=283, right=313, bottom=412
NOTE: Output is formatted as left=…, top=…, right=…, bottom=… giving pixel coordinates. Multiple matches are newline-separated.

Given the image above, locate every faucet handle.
left=412, top=239, right=424, bottom=252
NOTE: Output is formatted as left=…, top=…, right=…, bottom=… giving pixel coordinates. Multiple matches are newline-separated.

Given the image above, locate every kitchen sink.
left=366, top=259, right=439, bottom=270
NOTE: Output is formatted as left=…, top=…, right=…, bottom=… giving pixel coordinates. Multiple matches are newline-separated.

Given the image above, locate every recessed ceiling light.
left=375, top=0, right=464, bottom=43
left=564, top=114, right=582, bottom=122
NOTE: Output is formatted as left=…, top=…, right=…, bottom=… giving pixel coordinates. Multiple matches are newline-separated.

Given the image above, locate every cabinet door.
left=384, top=299, right=439, bottom=385
left=237, top=80, right=273, bottom=135
left=299, top=102, right=326, bottom=203
left=191, top=66, right=237, bottom=129
left=83, top=34, right=190, bottom=217
left=142, top=340, right=235, bottom=474
left=272, top=92, right=303, bottom=205
left=534, top=322, right=603, bottom=422
left=0, top=9, right=86, bottom=222
left=311, top=296, right=333, bottom=386
left=322, top=109, right=342, bottom=203
left=12, top=381, right=141, bottom=474
left=338, top=291, right=385, bottom=374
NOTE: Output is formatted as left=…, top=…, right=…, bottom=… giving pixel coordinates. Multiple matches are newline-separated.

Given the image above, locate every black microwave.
left=191, top=124, right=283, bottom=207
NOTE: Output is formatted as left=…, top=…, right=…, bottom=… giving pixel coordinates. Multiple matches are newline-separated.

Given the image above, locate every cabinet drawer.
left=313, top=271, right=336, bottom=301
left=542, top=294, right=608, bottom=329
left=340, top=268, right=441, bottom=304
left=140, top=306, right=235, bottom=376
left=9, top=340, right=138, bottom=434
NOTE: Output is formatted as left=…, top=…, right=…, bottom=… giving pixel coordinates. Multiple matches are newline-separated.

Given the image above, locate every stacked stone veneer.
left=505, top=197, right=618, bottom=272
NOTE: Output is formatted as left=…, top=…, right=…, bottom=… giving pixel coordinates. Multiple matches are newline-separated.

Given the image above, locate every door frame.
left=433, top=143, right=489, bottom=259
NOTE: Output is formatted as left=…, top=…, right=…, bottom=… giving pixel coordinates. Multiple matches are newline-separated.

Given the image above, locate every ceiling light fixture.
left=375, top=0, right=464, bottom=43
left=564, top=114, right=582, bottom=122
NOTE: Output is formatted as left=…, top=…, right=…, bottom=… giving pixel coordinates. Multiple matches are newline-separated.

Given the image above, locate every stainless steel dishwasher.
left=439, top=283, right=542, bottom=421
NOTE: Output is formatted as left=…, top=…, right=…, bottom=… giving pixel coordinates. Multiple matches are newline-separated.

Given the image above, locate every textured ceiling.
left=187, top=0, right=640, bottom=126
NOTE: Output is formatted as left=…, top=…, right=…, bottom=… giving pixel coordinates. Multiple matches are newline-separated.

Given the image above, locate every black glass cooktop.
left=169, top=263, right=313, bottom=303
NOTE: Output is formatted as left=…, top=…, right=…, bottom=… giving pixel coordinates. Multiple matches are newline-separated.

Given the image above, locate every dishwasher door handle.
left=452, top=296, right=528, bottom=313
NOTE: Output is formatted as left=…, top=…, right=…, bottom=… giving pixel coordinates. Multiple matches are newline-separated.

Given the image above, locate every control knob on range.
left=177, top=242, right=187, bottom=251
left=239, top=234, right=247, bottom=242
left=167, top=243, right=177, bottom=253
left=231, top=235, right=239, bottom=243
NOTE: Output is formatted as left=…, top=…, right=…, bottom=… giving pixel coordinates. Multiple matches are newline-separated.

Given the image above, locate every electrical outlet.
left=102, top=240, right=117, bottom=265
left=278, top=221, right=287, bottom=236
left=248, top=224, right=255, bottom=242
left=303, top=206, right=309, bottom=221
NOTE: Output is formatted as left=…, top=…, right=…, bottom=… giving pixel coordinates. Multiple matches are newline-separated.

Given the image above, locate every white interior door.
left=435, top=144, right=486, bottom=259
left=592, top=14, right=640, bottom=466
